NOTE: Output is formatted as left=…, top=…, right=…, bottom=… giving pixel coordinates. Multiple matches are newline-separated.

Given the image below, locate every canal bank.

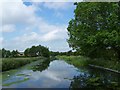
left=57, top=56, right=120, bottom=73
left=1, top=57, right=46, bottom=72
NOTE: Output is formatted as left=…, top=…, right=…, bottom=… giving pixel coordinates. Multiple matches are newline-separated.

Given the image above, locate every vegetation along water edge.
left=57, top=56, right=120, bottom=73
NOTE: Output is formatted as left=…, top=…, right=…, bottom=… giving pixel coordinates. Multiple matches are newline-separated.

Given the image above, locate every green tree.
left=24, top=48, right=30, bottom=57
left=2, top=48, right=6, bottom=58
left=24, top=45, right=50, bottom=57
left=11, top=50, right=19, bottom=57
left=67, top=2, right=120, bottom=60
left=0, top=49, right=2, bottom=58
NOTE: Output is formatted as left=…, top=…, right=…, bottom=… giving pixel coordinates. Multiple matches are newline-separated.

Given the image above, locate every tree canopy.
left=67, top=2, right=120, bottom=60
left=24, top=45, right=50, bottom=57
left=1, top=48, right=19, bottom=58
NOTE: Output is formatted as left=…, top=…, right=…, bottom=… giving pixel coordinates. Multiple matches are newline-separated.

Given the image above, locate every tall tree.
left=67, top=2, right=120, bottom=60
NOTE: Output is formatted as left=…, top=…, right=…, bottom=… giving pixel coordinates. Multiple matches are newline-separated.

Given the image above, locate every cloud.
left=54, top=11, right=63, bottom=18
left=1, top=0, right=71, bottom=51
left=1, top=1, right=37, bottom=26
left=2, top=24, right=15, bottom=32
left=14, top=32, right=39, bottom=43
left=13, top=25, right=67, bottom=43
left=0, top=37, right=3, bottom=48
left=0, top=37, right=3, bottom=43
left=43, top=2, right=72, bottom=10
left=8, top=23, right=67, bottom=51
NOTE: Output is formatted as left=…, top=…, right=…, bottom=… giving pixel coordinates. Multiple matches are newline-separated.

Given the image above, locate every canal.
left=2, top=59, right=120, bottom=89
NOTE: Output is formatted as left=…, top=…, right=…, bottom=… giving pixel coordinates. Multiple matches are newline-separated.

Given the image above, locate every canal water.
left=2, top=59, right=120, bottom=89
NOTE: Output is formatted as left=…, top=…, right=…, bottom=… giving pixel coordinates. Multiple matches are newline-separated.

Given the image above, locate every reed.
left=1, top=57, right=40, bottom=72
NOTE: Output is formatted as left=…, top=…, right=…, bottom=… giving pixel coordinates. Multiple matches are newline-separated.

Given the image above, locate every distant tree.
left=41, top=46, right=49, bottom=57
left=0, top=49, right=2, bottom=58
left=67, top=50, right=72, bottom=56
left=29, top=46, right=37, bottom=57
left=24, top=45, right=50, bottom=57
left=2, top=48, right=6, bottom=58
left=24, top=48, right=30, bottom=57
left=2, top=48, right=11, bottom=58
left=5, top=50, right=11, bottom=58
left=11, top=50, right=19, bottom=57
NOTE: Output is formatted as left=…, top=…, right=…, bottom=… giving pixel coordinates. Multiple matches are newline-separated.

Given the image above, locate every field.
left=1, top=57, right=41, bottom=72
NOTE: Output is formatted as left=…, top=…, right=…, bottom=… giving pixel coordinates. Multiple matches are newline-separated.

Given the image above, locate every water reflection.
left=31, top=59, right=50, bottom=72
left=2, top=60, right=80, bottom=88
left=2, top=60, right=120, bottom=88
left=69, top=67, right=120, bottom=89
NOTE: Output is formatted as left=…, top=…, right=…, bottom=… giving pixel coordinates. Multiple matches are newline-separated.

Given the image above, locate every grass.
left=1, top=57, right=42, bottom=72
left=57, top=55, right=120, bottom=71
left=57, top=56, right=89, bottom=67
left=87, top=58, right=120, bottom=71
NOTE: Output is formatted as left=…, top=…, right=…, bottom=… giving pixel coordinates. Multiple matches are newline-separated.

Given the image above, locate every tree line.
left=0, top=46, right=79, bottom=58
left=0, top=45, right=76, bottom=58
left=67, top=2, right=120, bottom=60
left=0, top=45, right=50, bottom=58
left=0, top=48, right=19, bottom=58
left=50, top=50, right=80, bottom=56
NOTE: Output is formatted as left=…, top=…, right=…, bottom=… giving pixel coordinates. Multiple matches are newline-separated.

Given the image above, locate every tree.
left=24, top=45, right=50, bottom=57
left=1, top=48, right=12, bottom=58
left=11, top=50, right=19, bottom=57
left=67, top=2, right=120, bottom=60
left=0, top=49, right=2, bottom=58
left=24, top=48, right=30, bottom=57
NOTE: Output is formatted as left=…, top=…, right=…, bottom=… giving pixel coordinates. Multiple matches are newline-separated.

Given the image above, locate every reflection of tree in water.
left=32, top=59, right=50, bottom=72
left=69, top=68, right=120, bottom=89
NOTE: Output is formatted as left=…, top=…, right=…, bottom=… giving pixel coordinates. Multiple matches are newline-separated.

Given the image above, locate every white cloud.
left=2, top=24, right=15, bottom=32
left=0, top=37, right=3, bottom=48
left=1, top=0, right=70, bottom=51
left=43, top=2, right=72, bottom=10
left=1, top=1, right=37, bottom=26
left=0, top=37, right=3, bottom=43
left=13, top=25, right=67, bottom=43
left=14, top=32, right=39, bottom=43
left=43, top=30, right=59, bottom=41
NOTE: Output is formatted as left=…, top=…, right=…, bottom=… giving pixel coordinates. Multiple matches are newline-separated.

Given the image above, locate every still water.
left=2, top=59, right=120, bottom=89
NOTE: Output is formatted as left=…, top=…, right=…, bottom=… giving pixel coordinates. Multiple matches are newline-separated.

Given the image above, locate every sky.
left=0, top=0, right=76, bottom=52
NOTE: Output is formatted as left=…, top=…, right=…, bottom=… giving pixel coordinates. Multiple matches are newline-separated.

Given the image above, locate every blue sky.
left=1, top=1, right=76, bottom=52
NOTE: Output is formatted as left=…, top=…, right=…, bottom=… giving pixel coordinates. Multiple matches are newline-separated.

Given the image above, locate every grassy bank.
left=1, top=57, right=42, bottom=72
left=57, top=56, right=120, bottom=71
left=57, top=56, right=89, bottom=67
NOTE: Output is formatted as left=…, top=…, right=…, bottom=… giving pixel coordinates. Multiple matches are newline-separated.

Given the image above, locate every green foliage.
left=2, top=57, right=38, bottom=71
left=50, top=50, right=80, bottom=56
left=24, top=45, right=50, bottom=57
left=57, top=56, right=89, bottom=67
left=11, top=50, right=19, bottom=57
left=70, top=74, right=119, bottom=89
left=1, top=48, right=20, bottom=58
left=58, top=56, right=120, bottom=71
left=67, top=2, right=120, bottom=60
